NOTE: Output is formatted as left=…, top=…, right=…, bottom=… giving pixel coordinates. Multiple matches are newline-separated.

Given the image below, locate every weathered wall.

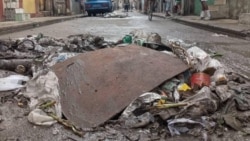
left=54, top=0, right=66, bottom=15
left=194, top=0, right=214, bottom=15
left=0, top=0, right=3, bottom=21
left=228, top=0, right=250, bottom=19
left=3, top=0, right=20, bottom=8
left=239, top=13, right=250, bottom=24
left=3, top=0, right=20, bottom=21
left=70, top=0, right=81, bottom=14
left=44, top=0, right=52, bottom=11
left=38, top=0, right=53, bottom=16
left=39, top=0, right=44, bottom=10
left=23, top=0, right=36, bottom=14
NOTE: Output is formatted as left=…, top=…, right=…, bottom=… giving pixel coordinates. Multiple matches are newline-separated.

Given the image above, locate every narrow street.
left=1, top=11, right=250, bottom=141
left=1, top=12, right=250, bottom=76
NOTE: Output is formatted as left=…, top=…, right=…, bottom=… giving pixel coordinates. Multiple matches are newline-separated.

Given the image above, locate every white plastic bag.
left=187, top=46, right=209, bottom=60
left=0, top=75, right=29, bottom=91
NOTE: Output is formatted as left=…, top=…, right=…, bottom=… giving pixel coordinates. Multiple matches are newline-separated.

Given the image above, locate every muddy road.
left=1, top=12, right=250, bottom=76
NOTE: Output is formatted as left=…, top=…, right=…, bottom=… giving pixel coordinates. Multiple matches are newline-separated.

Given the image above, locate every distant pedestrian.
left=164, top=0, right=171, bottom=16
left=124, top=0, right=130, bottom=12
left=200, top=0, right=211, bottom=20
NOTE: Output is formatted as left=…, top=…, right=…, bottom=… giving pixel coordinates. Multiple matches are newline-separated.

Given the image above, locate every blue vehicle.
left=85, top=0, right=113, bottom=16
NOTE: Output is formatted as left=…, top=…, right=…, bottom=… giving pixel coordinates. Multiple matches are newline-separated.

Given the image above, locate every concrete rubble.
left=0, top=30, right=250, bottom=140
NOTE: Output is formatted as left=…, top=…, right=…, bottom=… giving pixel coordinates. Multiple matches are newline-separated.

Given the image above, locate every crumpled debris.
left=66, top=34, right=114, bottom=52
left=179, top=87, right=219, bottom=118
left=156, top=108, right=178, bottom=120
left=166, top=37, right=197, bottom=48
left=120, top=92, right=161, bottom=119
left=47, top=53, right=78, bottom=67
left=187, top=46, right=224, bottom=75
left=187, top=46, right=209, bottom=60
left=167, top=118, right=205, bottom=136
left=215, top=85, right=233, bottom=102
left=223, top=114, right=243, bottom=131
left=119, top=93, right=162, bottom=128
left=211, top=68, right=228, bottom=85
left=23, top=70, right=61, bottom=126
left=129, top=29, right=162, bottom=45
left=124, top=112, right=154, bottom=128
left=235, top=93, right=250, bottom=111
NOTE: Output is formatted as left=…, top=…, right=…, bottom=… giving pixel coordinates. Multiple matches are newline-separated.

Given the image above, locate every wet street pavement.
left=1, top=11, right=250, bottom=77
left=1, top=11, right=250, bottom=141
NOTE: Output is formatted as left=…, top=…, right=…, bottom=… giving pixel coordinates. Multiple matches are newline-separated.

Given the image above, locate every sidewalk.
left=0, top=15, right=83, bottom=35
left=153, top=13, right=250, bottom=38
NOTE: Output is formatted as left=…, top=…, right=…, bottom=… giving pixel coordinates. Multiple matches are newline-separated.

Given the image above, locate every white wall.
left=3, top=0, right=20, bottom=8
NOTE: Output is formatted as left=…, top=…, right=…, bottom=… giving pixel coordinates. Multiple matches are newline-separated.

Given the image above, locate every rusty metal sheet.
left=52, top=45, right=188, bottom=128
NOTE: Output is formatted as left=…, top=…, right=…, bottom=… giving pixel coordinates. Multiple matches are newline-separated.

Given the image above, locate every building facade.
left=0, top=0, right=82, bottom=21
left=69, top=0, right=81, bottom=15
left=0, top=0, right=3, bottom=21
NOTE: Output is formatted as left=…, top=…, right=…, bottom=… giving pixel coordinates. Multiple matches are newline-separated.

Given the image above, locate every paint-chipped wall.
left=54, top=0, right=66, bottom=15
left=70, top=0, right=81, bottom=15
left=23, top=0, right=36, bottom=14
left=0, top=0, right=3, bottom=21
left=228, top=0, right=250, bottom=19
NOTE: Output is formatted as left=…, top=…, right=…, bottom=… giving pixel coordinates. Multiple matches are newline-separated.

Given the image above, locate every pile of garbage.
left=121, top=30, right=250, bottom=137
left=104, top=12, right=128, bottom=18
left=1, top=30, right=250, bottom=140
left=0, top=33, right=117, bottom=128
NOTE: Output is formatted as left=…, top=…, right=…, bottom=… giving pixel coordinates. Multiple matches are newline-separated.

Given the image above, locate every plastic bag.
left=0, top=75, right=29, bottom=91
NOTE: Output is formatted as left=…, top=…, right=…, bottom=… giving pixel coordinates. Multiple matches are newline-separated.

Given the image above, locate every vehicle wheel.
left=93, top=13, right=97, bottom=16
left=88, top=12, right=91, bottom=16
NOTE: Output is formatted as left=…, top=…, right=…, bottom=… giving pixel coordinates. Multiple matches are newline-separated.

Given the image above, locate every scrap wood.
left=0, top=51, right=40, bottom=59
left=16, top=39, right=36, bottom=50
left=67, top=135, right=84, bottom=141
left=156, top=103, right=188, bottom=109
left=49, top=113, right=84, bottom=137
left=39, top=101, right=56, bottom=110
left=0, top=59, right=33, bottom=72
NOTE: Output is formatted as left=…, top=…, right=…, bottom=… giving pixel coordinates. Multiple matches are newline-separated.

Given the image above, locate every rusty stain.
left=52, top=45, right=189, bottom=128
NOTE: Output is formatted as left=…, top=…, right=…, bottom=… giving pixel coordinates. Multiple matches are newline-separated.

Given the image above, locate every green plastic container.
left=122, top=35, right=132, bottom=44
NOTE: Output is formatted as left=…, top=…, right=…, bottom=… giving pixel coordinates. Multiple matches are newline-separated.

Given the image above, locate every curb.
left=152, top=13, right=248, bottom=39
left=0, top=15, right=85, bottom=36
